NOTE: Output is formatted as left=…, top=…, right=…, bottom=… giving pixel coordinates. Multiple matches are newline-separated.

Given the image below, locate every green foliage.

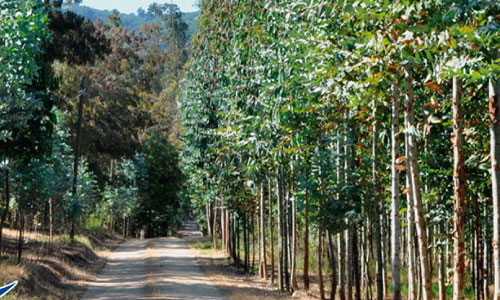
left=180, top=3, right=499, bottom=294
left=0, top=0, right=49, bottom=96
left=0, top=0, right=55, bottom=158
left=137, top=131, right=183, bottom=237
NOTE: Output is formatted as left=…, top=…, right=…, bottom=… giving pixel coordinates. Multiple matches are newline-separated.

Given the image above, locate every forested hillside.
left=68, top=4, right=199, bottom=36
left=181, top=1, right=500, bottom=300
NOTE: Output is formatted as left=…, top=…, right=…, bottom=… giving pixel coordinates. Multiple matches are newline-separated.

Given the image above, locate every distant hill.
left=67, top=5, right=199, bottom=36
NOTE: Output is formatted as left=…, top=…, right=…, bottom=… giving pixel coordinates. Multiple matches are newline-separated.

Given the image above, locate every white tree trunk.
left=405, top=130, right=417, bottom=300
left=259, top=182, right=268, bottom=279
left=490, top=76, right=500, bottom=300
left=391, top=82, right=401, bottom=300
left=373, top=97, right=384, bottom=300
left=405, top=67, right=432, bottom=300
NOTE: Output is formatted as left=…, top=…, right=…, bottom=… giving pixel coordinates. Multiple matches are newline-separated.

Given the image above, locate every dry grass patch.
left=186, top=236, right=318, bottom=300
left=0, top=228, right=123, bottom=300
left=143, top=239, right=161, bottom=298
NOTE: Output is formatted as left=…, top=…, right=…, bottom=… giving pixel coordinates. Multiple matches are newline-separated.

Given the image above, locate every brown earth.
left=82, top=221, right=229, bottom=300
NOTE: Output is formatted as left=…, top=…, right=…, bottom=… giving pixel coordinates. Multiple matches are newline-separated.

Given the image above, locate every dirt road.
left=82, top=222, right=227, bottom=300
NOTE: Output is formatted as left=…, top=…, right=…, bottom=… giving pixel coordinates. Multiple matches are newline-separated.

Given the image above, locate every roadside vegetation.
left=0, top=1, right=188, bottom=298
left=181, top=1, right=500, bottom=300
left=1, top=0, right=187, bottom=265
left=0, top=228, right=121, bottom=300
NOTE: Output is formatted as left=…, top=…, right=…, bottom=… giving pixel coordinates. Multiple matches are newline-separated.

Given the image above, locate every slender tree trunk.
left=17, top=212, right=24, bottom=264
left=260, top=182, right=268, bottom=279
left=282, top=169, right=290, bottom=291
left=0, top=169, right=11, bottom=258
left=373, top=98, right=384, bottom=300
left=353, top=229, right=361, bottom=300
left=346, top=229, right=353, bottom=300
left=381, top=227, right=388, bottom=297
left=228, top=212, right=232, bottom=260
left=277, top=172, right=284, bottom=291
left=338, top=232, right=346, bottom=300
left=491, top=73, right=500, bottom=300
left=318, top=220, right=325, bottom=300
left=124, top=216, right=128, bottom=238
left=206, top=203, right=212, bottom=237
left=71, top=92, right=85, bottom=241
left=128, top=217, right=131, bottom=238
left=391, top=83, right=401, bottom=300
left=226, top=210, right=230, bottom=253
left=213, top=198, right=218, bottom=250
left=237, top=215, right=241, bottom=268
left=439, top=222, right=446, bottom=300
left=472, top=218, right=477, bottom=294
left=417, top=247, right=423, bottom=300
left=405, top=67, right=432, bottom=300
left=269, top=177, right=275, bottom=284
left=405, top=120, right=417, bottom=300
left=247, top=213, right=251, bottom=272
left=478, top=212, right=483, bottom=300
left=452, top=76, right=466, bottom=300
left=290, top=185, right=298, bottom=291
left=244, top=212, right=249, bottom=272
left=231, top=213, right=237, bottom=263
left=382, top=213, right=389, bottom=297
left=485, top=204, right=490, bottom=300
left=304, top=179, right=310, bottom=290
left=328, top=231, right=337, bottom=300
left=345, top=132, right=353, bottom=300
left=363, top=230, right=374, bottom=300
left=222, top=207, right=226, bottom=252
left=337, top=135, right=346, bottom=300
left=360, top=225, right=366, bottom=293
left=446, top=233, right=451, bottom=282
left=49, top=197, right=54, bottom=253
left=252, top=214, right=256, bottom=270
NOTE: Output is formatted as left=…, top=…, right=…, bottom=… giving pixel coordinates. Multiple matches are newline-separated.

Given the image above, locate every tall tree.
left=491, top=75, right=500, bottom=300
left=391, top=82, right=401, bottom=300
left=452, top=76, right=466, bottom=300
left=405, top=66, right=432, bottom=300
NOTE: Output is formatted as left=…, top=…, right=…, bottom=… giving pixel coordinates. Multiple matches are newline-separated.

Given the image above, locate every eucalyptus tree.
left=181, top=1, right=500, bottom=300
left=181, top=0, right=232, bottom=243
left=0, top=0, right=53, bottom=258
left=0, top=0, right=54, bottom=158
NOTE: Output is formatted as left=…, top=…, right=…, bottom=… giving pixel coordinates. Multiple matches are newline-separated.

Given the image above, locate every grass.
left=52, top=234, right=93, bottom=249
left=187, top=236, right=309, bottom=300
left=0, top=227, right=123, bottom=300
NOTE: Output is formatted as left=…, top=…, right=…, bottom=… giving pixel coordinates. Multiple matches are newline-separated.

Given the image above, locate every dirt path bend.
left=82, top=222, right=227, bottom=300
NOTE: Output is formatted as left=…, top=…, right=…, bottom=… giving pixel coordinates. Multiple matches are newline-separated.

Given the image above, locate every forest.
left=68, top=4, right=199, bottom=36
left=0, top=0, right=188, bottom=263
left=181, top=1, right=500, bottom=300
left=2, top=0, right=500, bottom=300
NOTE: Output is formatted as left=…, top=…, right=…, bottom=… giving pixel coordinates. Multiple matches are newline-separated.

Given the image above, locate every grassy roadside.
left=186, top=235, right=488, bottom=300
left=0, top=228, right=123, bottom=300
left=186, top=236, right=315, bottom=300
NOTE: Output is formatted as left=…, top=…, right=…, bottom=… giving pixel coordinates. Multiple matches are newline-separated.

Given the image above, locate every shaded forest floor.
left=0, top=228, right=123, bottom=300
left=185, top=235, right=491, bottom=300
left=186, top=236, right=326, bottom=300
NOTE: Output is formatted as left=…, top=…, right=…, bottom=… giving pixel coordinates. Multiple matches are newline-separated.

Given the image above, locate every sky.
left=81, top=0, right=199, bottom=14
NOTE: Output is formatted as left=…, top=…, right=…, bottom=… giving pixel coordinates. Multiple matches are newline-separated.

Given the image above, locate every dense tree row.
left=181, top=1, right=500, bottom=300
left=0, top=0, right=187, bottom=263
